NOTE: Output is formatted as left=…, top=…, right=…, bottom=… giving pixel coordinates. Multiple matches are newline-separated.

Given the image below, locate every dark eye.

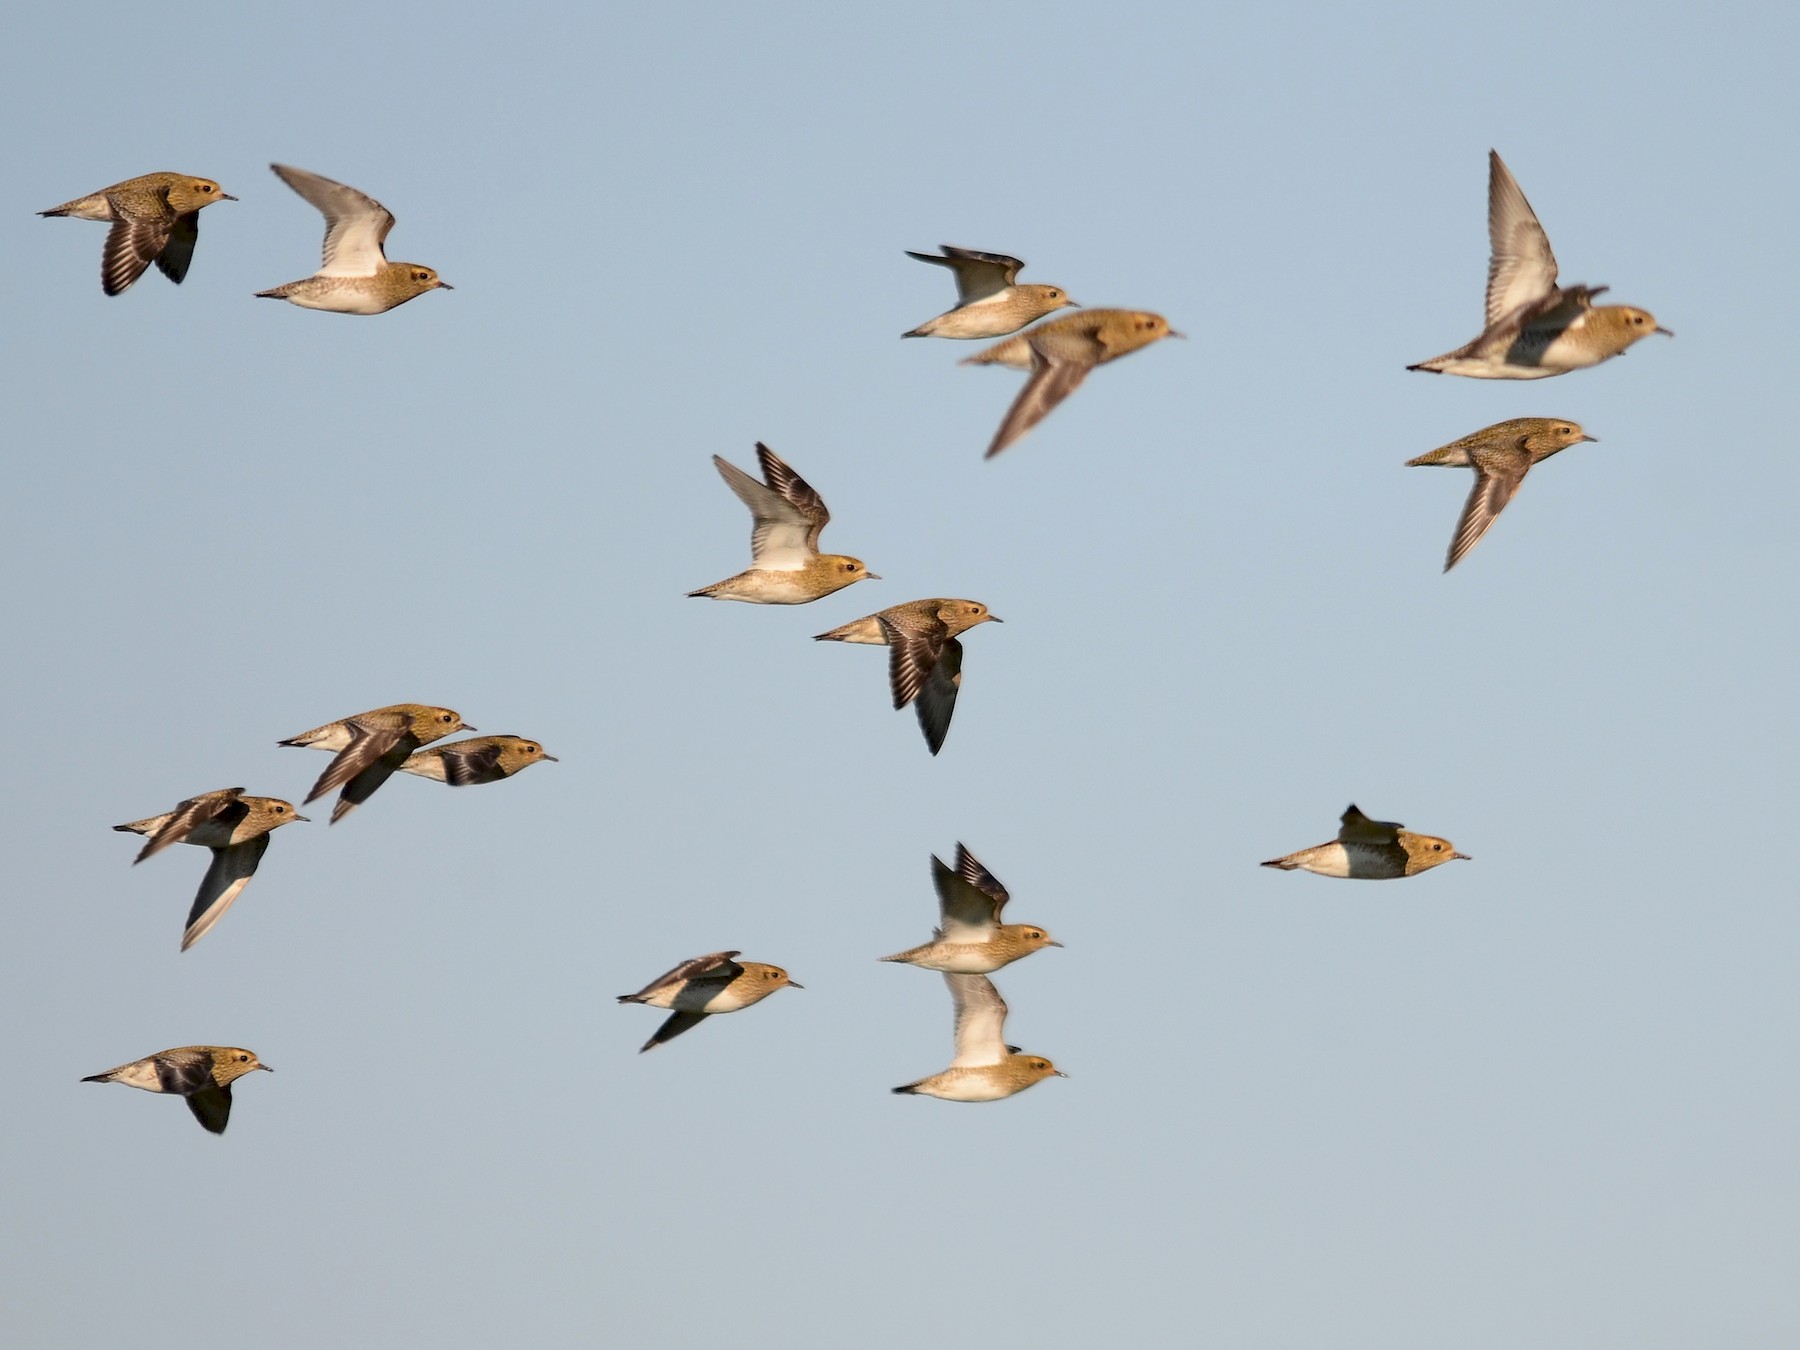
left=236, top=1053, right=249, bottom=1061
left=274, top=805, right=285, bottom=814
left=1432, top=843, right=1443, bottom=851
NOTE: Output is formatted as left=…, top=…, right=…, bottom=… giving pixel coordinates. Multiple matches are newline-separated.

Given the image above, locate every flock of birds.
left=61, top=147, right=1667, bottom=1130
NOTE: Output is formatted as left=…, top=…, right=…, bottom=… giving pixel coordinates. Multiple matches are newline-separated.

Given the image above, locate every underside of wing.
left=182, top=835, right=271, bottom=951
left=913, top=638, right=963, bottom=756
left=985, top=348, right=1093, bottom=458
left=271, top=165, right=395, bottom=276
left=1485, top=151, right=1559, bottom=327
left=712, top=454, right=813, bottom=568
left=155, top=212, right=200, bottom=284
left=947, top=973, right=1008, bottom=1067
left=1338, top=804, right=1403, bottom=844
left=185, top=1084, right=233, bottom=1134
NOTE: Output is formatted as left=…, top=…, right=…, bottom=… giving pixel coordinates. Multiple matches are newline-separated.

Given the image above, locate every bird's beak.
left=1054, top=1070, right=1070, bottom=1078
left=1167, top=329, right=1188, bottom=339
left=220, top=193, right=239, bottom=202
left=437, top=281, right=455, bottom=291
left=1047, top=940, right=1065, bottom=948
left=1452, top=852, right=1472, bottom=861
left=257, top=1064, right=274, bottom=1073
left=865, top=572, right=882, bottom=581
left=461, top=725, right=478, bottom=733
left=1581, top=435, right=1599, bottom=444
left=987, top=615, right=1004, bottom=623
left=293, top=814, right=311, bottom=823
left=541, top=753, right=560, bottom=762
left=1066, top=298, right=1082, bottom=308
left=1654, top=326, right=1673, bottom=337
left=788, top=982, right=804, bottom=990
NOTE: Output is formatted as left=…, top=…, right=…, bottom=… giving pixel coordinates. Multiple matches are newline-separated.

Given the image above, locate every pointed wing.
left=185, top=1084, right=233, bottom=1134
left=628, top=951, right=743, bottom=1001
left=101, top=207, right=173, bottom=296
left=154, top=212, right=200, bottom=284
left=270, top=164, right=395, bottom=276
left=711, top=452, right=818, bottom=570
left=132, top=788, right=245, bottom=863
left=908, top=246, right=1023, bottom=303
left=914, top=637, right=963, bottom=756
left=1444, top=450, right=1531, bottom=572
left=984, top=344, right=1094, bottom=458
left=1338, top=804, right=1403, bottom=844
left=933, top=844, right=1006, bottom=940
left=153, top=1049, right=216, bottom=1095
left=947, top=973, right=1009, bottom=1067
left=182, top=835, right=271, bottom=951
left=639, top=1011, right=708, bottom=1053
left=437, top=740, right=506, bottom=786
left=753, top=443, right=832, bottom=552
left=303, top=710, right=413, bottom=804
left=879, top=615, right=947, bottom=711
left=1485, top=151, right=1559, bottom=327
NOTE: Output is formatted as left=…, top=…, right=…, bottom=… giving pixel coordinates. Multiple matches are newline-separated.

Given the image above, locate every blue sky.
left=4, top=3, right=1798, bottom=1346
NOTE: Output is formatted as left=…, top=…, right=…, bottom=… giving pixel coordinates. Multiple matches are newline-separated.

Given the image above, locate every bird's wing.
left=101, top=200, right=173, bottom=296
left=182, top=834, right=271, bottom=951
left=154, top=212, right=200, bottom=284
left=1338, top=804, right=1403, bottom=844
left=913, top=637, right=964, bottom=756
left=932, top=845, right=1004, bottom=940
left=438, top=740, right=506, bottom=786
left=271, top=164, right=395, bottom=276
left=628, top=951, right=743, bottom=1000
left=753, top=442, right=832, bottom=552
left=303, top=710, right=413, bottom=804
left=639, top=1012, right=708, bottom=1053
left=153, top=1049, right=216, bottom=1095
left=879, top=616, right=948, bottom=711
left=1485, top=150, right=1559, bottom=327
left=132, top=788, right=245, bottom=863
left=947, top=973, right=1009, bottom=1067
left=1444, top=450, right=1531, bottom=572
left=711, top=453, right=816, bottom=570
left=910, top=245, right=1023, bottom=303
left=984, top=342, right=1094, bottom=458
left=185, top=1084, right=233, bottom=1134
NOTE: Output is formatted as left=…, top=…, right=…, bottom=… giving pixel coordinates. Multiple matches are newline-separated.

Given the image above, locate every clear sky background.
left=3, top=3, right=1797, bottom=1346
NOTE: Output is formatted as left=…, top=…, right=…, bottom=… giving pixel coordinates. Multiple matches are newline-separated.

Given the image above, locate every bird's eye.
left=442, top=714, right=453, bottom=722
left=1632, top=315, right=1644, bottom=325
left=1432, top=843, right=1443, bottom=851
left=274, top=805, right=286, bottom=814
left=236, top=1053, right=249, bottom=1062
